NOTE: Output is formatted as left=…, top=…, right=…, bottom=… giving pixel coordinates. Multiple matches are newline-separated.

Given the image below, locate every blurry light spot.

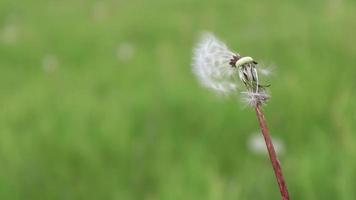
left=42, top=55, right=59, bottom=73
left=92, top=2, right=109, bottom=21
left=1, top=23, right=18, bottom=44
left=117, top=43, right=135, bottom=62
left=247, top=133, right=285, bottom=155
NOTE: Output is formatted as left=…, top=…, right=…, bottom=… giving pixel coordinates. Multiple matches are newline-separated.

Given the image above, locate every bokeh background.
left=1, top=0, right=356, bottom=199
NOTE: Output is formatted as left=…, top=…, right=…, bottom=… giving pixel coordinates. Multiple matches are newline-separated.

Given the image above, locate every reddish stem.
left=255, top=104, right=290, bottom=200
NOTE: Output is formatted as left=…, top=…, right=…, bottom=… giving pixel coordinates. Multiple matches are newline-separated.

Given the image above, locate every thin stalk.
left=255, top=104, right=290, bottom=200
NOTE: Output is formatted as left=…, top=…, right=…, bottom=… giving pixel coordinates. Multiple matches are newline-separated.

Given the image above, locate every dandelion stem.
left=255, top=104, right=290, bottom=200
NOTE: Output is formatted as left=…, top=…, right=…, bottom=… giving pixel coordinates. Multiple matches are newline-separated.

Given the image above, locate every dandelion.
left=192, top=32, right=290, bottom=200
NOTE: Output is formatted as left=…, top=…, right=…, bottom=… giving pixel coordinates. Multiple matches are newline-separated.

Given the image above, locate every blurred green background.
left=0, top=0, right=356, bottom=199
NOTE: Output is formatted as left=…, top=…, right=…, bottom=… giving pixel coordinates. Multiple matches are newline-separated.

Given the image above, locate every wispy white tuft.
left=258, top=63, right=275, bottom=77
left=192, top=33, right=237, bottom=94
left=241, top=91, right=270, bottom=107
left=259, top=67, right=271, bottom=76
left=248, top=133, right=284, bottom=155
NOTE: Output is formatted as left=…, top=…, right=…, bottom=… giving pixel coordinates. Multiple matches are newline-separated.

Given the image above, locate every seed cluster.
left=230, top=55, right=270, bottom=106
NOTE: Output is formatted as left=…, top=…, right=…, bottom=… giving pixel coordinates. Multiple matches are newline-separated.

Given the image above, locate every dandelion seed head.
left=192, top=33, right=238, bottom=94
left=192, top=32, right=271, bottom=105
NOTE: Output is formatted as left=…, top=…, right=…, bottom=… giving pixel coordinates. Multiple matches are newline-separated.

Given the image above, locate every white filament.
left=192, top=33, right=237, bottom=94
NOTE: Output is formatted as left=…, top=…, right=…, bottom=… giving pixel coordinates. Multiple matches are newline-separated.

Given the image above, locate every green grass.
left=0, top=0, right=356, bottom=199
